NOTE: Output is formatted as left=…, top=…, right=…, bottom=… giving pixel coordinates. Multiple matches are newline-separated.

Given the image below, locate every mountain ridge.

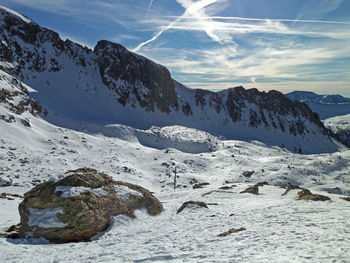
left=0, top=6, right=344, bottom=154
left=286, top=91, right=350, bottom=119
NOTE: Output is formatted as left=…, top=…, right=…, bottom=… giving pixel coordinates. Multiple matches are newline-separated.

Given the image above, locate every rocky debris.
left=1, top=114, right=15, bottom=123
left=0, top=223, right=21, bottom=239
left=217, top=227, right=246, bottom=237
left=202, top=190, right=234, bottom=196
left=218, top=185, right=236, bottom=190
left=240, top=185, right=259, bottom=195
left=0, top=177, right=13, bottom=186
left=0, top=192, right=23, bottom=200
left=240, top=182, right=268, bottom=195
left=297, top=189, right=330, bottom=201
left=20, top=118, right=31, bottom=127
left=193, top=182, right=210, bottom=189
left=341, top=197, right=350, bottom=202
left=323, top=187, right=342, bottom=195
left=281, top=184, right=302, bottom=196
left=255, top=181, right=269, bottom=187
left=242, top=170, right=254, bottom=178
left=17, top=168, right=163, bottom=243
left=176, top=201, right=208, bottom=214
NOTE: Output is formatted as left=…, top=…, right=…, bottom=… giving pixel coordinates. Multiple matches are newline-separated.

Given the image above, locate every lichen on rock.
left=17, top=168, right=163, bottom=243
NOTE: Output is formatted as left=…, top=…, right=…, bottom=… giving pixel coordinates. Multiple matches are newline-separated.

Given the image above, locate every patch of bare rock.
left=177, top=201, right=208, bottom=214
left=8, top=168, right=163, bottom=243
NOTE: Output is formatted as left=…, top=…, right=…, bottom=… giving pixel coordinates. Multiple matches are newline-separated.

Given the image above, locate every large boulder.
left=18, top=168, right=163, bottom=243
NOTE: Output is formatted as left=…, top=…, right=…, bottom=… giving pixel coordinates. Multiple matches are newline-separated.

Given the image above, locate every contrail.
left=147, top=0, right=155, bottom=14
left=133, top=0, right=219, bottom=52
left=166, top=15, right=350, bottom=25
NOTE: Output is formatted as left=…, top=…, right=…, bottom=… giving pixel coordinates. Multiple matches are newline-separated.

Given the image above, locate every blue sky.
left=1, top=0, right=350, bottom=96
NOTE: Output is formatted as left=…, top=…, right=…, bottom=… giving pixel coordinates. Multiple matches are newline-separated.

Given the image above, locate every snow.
left=27, top=208, right=67, bottom=228
left=1, top=99, right=350, bottom=261
left=114, top=185, right=143, bottom=200
left=0, top=11, right=350, bottom=261
left=55, top=186, right=107, bottom=198
left=0, top=5, right=32, bottom=24
left=286, top=91, right=350, bottom=119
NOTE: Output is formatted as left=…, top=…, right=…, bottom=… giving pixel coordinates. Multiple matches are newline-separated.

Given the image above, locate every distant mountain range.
left=0, top=6, right=345, bottom=154
left=286, top=91, right=350, bottom=120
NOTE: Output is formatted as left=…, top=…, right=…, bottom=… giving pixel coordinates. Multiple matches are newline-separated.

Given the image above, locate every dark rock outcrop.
left=297, top=189, right=330, bottom=201
left=217, top=227, right=246, bottom=237
left=341, top=197, right=350, bottom=202
left=192, top=182, right=210, bottom=189
left=240, top=182, right=268, bottom=195
left=176, top=201, right=208, bottom=214
left=94, top=40, right=178, bottom=113
left=17, top=168, right=163, bottom=243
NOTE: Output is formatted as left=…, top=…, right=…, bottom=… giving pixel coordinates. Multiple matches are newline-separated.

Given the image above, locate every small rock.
left=202, top=190, right=233, bottom=196
left=21, top=118, right=31, bottom=127
left=341, top=197, right=350, bottom=202
left=240, top=185, right=258, bottom=195
left=192, top=182, right=210, bottom=189
left=218, top=185, right=233, bottom=190
left=297, top=189, right=330, bottom=201
left=177, top=201, right=208, bottom=214
left=217, top=227, right=246, bottom=237
left=281, top=184, right=301, bottom=196
left=242, top=171, right=254, bottom=178
left=0, top=177, right=13, bottom=187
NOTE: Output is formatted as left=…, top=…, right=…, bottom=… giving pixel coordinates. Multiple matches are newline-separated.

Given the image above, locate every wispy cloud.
left=133, top=0, right=231, bottom=52
left=147, top=0, right=155, bottom=15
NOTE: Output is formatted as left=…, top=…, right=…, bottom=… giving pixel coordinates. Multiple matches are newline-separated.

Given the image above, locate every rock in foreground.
left=18, top=168, right=163, bottom=243
left=297, top=189, right=330, bottom=201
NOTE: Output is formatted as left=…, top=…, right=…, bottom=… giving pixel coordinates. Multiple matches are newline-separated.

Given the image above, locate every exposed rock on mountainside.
left=17, top=168, right=163, bottom=243
left=94, top=40, right=178, bottom=113
left=0, top=6, right=343, bottom=154
left=297, top=189, right=330, bottom=201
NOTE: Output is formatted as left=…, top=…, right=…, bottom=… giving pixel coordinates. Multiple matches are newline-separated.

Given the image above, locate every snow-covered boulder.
left=18, top=168, right=163, bottom=243
left=0, top=176, right=12, bottom=186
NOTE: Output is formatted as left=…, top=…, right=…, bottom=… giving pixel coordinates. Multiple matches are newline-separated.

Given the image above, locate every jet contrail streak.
left=147, top=0, right=155, bottom=14
left=133, top=0, right=220, bottom=52
left=166, top=15, right=350, bottom=25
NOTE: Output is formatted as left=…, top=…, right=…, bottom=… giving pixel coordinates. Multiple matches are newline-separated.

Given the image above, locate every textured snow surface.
left=324, top=114, right=350, bottom=133
left=55, top=186, right=107, bottom=198
left=27, top=208, right=66, bottom=228
left=1, top=72, right=350, bottom=261
left=286, top=91, right=350, bottom=119
left=114, top=185, right=142, bottom=200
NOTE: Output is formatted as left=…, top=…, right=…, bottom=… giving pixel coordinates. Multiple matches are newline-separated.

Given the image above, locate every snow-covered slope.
left=324, top=114, right=350, bottom=147
left=286, top=91, right=350, bottom=119
left=1, top=83, right=350, bottom=261
left=1, top=7, right=350, bottom=262
left=0, top=6, right=342, bottom=154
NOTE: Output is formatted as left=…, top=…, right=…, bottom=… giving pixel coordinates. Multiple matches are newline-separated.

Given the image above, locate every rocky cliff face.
left=94, top=40, right=178, bottom=113
left=0, top=6, right=342, bottom=153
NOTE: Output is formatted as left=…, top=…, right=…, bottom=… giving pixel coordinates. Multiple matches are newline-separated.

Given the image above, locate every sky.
left=1, top=0, right=350, bottom=96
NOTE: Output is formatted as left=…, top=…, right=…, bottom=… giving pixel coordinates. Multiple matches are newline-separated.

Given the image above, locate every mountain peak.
left=0, top=5, right=32, bottom=24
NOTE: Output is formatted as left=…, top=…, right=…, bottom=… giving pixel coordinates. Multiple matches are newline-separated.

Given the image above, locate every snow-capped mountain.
left=0, top=7, right=343, bottom=154
left=286, top=91, right=350, bottom=119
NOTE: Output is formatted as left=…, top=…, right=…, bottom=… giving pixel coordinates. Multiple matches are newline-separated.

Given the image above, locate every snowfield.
left=1, top=5, right=350, bottom=262
left=1, top=108, right=350, bottom=262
